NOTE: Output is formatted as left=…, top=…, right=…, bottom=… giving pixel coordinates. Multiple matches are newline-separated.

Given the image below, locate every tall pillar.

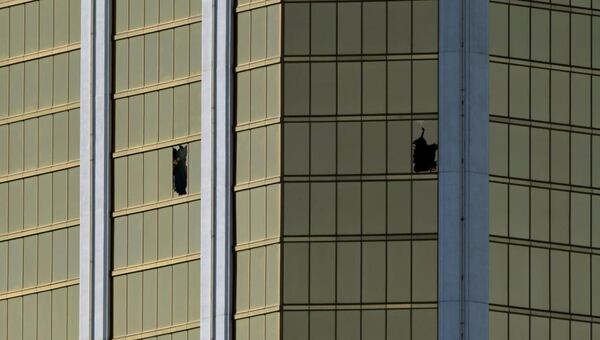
left=439, top=0, right=489, bottom=339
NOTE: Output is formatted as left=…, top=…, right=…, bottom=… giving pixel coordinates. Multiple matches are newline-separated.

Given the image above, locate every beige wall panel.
left=8, top=180, right=23, bottom=232
left=387, top=181, right=411, bottom=234
left=158, top=88, right=174, bottom=141
left=115, top=99, right=129, bottom=150
left=68, top=226, right=79, bottom=278
left=571, top=253, right=590, bottom=315
left=0, top=126, right=7, bottom=175
left=8, top=238, right=23, bottom=290
left=38, top=115, right=53, bottom=167
left=69, top=0, right=81, bottom=43
left=53, top=170, right=68, bottom=222
left=265, top=185, right=279, bottom=238
left=173, top=203, right=189, bottom=256
left=9, top=6, right=25, bottom=58
left=158, top=206, right=173, bottom=259
left=23, top=234, right=38, bottom=287
left=7, top=297, right=22, bottom=340
left=190, top=0, right=200, bottom=15
left=173, top=85, right=190, bottom=137
left=68, top=285, right=78, bottom=340
left=23, top=294, right=37, bottom=340
left=173, top=0, right=189, bottom=19
left=237, top=11, right=250, bottom=65
left=143, top=151, right=158, bottom=203
left=157, top=266, right=173, bottom=327
left=115, top=40, right=129, bottom=92
left=250, top=315, right=267, bottom=340
left=0, top=68, right=8, bottom=117
left=362, top=2, right=385, bottom=54
left=53, top=228, right=68, bottom=281
left=53, top=111, right=69, bottom=163
left=127, top=0, right=143, bottom=30
left=37, top=232, right=52, bottom=284
left=24, top=61, right=39, bottom=113
left=145, top=33, right=159, bottom=86
left=54, top=0, right=69, bottom=46
left=9, top=122, right=24, bottom=173
left=128, top=154, right=144, bottom=206
left=188, top=141, right=201, bottom=194
left=114, top=157, right=128, bottom=210
left=128, top=272, right=143, bottom=333
left=113, top=276, right=127, bottom=337
left=114, top=1, right=129, bottom=32
left=265, top=246, right=279, bottom=306
left=128, top=213, right=143, bottom=266
left=53, top=54, right=69, bottom=105
left=310, top=183, right=335, bottom=235
left=250, top=127, right=266, bottom=181
left=39, top=57, right=53, bottom=109
left=413, top=309, right=437, bottom=340
left=337, top=3, right=360, bottom=55
left=38, top=173, right=53, bottom=225
left=144, top=93, right=159, bottom=144
left=24, top=119, right=39, bottom=170
left=143, top=210, right=158, bottom=262
left=129, top=94, right=144, bottom=148
left=172, top=262, right=188, bottom=323
left=23, top=177, right=38, bottom=228
left=113, top=216, right=127, bottom=268
left=38, top=291, right=52, bottom=336
left=52, top=288, right=68, bottom=340
left=0, top=301, right=5, bottom=340
left=310, top=64, right=335, bottom=116
left=387, top=241, right=410, bottom=302
left=236, top=131, right=250, bottom=183
left=0, top=10, right=8, bottom=59
left=129, top=36, right=144, bottom=89
left=236, top=250, right=250, bottom=311
left=0, top=184, right=6, bottom=234
left=159, top=30, right=174, bottom=82
left=68, top=168, right=80, bottom=219
left=69, top=51, right=80, bottom=102
left=249, top=247, right=266, bottom=308
left=412, top=240, right=437, bottom=301
left=236, top=191, right=250, bottom=244
left=0, top=242, right=7, bottom=292
left=145, top=0, right=159, bottom=26
left=190, top=23, right=201, bottom=75
left=143, top=269, right=158, bottom=331
left=187, top=199, right=201, bottom=251
left=362, top=182, right=386, bottom=234
left=251, top=68, right=267, bottom=121
left=189, top=81, right=201, bottom=133
left=174, top=27, right=190, bottom=79
left=159, top=0, right=173, bottom=23
left=361, top=310, right=385, bottom=340
left=251, top=8, right=266, bottom=61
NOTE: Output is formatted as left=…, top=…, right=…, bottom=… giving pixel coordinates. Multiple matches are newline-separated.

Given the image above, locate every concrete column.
left=439, top=0, right=489, bottom=339
left=201, top=0, right=234, bottom=339
left=80, top=0, right=112, bottom=338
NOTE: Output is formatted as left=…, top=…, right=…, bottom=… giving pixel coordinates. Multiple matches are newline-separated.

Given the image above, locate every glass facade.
left=234, top=1, right=439, bottom=339
left=489, top=1, right=600, bottom=339
left=0, top=0, right=81, bottom=338
left=110, top=0, right=201, bottom=338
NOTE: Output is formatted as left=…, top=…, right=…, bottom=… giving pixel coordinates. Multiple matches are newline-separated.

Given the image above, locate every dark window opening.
left=413, top=128, right=438, bottom=173
left=173, top=145, right=188, bottom=195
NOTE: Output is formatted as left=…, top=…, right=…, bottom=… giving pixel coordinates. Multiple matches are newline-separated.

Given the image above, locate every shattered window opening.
left=413, top=128, right=438, bottom=173
left=173, top=145, right=188, bottom=195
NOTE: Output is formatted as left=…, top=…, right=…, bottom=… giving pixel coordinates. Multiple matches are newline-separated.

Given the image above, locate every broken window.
left=413, top=128, right=438, bottom=172
left=173, top=145, right=188, bottom=195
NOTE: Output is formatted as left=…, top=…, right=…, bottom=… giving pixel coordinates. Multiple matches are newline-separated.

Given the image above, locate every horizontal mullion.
left=490, top=56, right=600, bottom=76
left=112, top=321, right=200, bottom=340
left=111, top=253, right=200, bottom=277
left=0, top=102, right=80, bottom=126
left=236, top=0, right=281, bottom=13
left=113, top=75, right=201, bottom=100
left=0, top=278, right=79, bottom=300
left=0, top=160, right=80, bottom=184
left=0, top=218, right=79, bottom=242
left=0, top=43, right=81, bottom=67
left=489, top=175, right=600, bottom=196
left=112, top=193, right=200, bottom=218
left=114, top=16, right=202, bottom=41
left=113, top=134, right=201, bottom=158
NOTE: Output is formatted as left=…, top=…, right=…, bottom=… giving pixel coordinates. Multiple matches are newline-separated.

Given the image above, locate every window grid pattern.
left=111, top=0, right=201, bottom=338
left=489, top=2, right=600, bottom=339
left=234, top=1, right=439, bottom=339
left=0, top=0, right=81, bottom=339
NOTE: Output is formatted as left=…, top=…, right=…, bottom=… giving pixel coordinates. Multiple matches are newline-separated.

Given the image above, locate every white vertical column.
left=439, top=0, right=489, bottom=339
left=80, top=0, right=112, bottom=338
left=201, top=0, right=234, bottom=339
